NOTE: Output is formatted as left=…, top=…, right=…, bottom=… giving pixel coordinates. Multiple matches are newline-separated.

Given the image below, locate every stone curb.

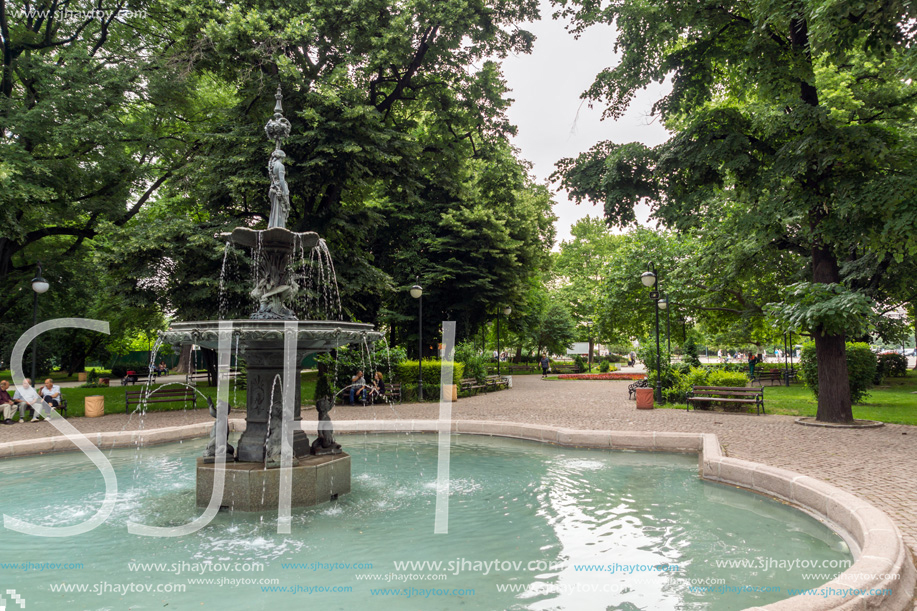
left=1, top=418, right=913, bottom=610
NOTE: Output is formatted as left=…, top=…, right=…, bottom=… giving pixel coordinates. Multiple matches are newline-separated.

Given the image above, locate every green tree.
left=553, top=0, right=917, bottom=423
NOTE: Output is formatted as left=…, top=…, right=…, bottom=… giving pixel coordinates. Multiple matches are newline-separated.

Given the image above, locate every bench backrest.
left=692, top=385, right=761, bottom=394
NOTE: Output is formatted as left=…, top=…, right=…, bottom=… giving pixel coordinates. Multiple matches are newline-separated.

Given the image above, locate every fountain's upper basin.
left=161, top=320, right=381, bottom=353
left=230, top=226, right=319, bottom=251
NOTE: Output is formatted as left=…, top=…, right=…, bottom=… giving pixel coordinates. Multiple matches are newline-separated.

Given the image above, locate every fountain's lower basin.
left=196, top=453, right=350, bottom=511
left=0, top=435, right=854, bottom=611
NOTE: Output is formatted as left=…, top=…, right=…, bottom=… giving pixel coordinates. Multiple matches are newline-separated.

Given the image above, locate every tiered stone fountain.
left=161, top=86, right=381, bottom=511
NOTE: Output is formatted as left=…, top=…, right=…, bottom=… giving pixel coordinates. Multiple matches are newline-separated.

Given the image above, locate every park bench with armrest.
left=753, top=370, right=785, bottom=386
left=125, top=388, right=198, bottom=414
left=385, top=383, right=402, bottom=403
left=460, top=378, right=486, bottom=395
left=628, top=379, right=649, bottom=400
left=686, top=386, right=764, bottom=415
left=485, top=375, right=509, bottom=391
left=552, top=363, right=577, bottom=374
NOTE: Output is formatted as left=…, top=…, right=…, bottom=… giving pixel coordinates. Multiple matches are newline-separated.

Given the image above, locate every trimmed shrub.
left=877, top=352, right=908, bottom=380
left=396, top=360, right=465, bottom=393
left=573, top=354, right=586, bottom=373
left=707, top=370, right=749, bottom=388
left=800, top=342, right=876, bottom=405
left=663, top=367, right=711, bottom=404
left=599, top=360, right=611, bottom=373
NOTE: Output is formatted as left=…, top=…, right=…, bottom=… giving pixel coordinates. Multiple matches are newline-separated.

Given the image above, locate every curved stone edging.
left=795, top=417, right=885, bottom=429
left=1, top=419, right=913, bottom=610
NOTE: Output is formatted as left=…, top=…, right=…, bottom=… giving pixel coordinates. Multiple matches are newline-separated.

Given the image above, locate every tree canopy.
left=553, top=0, right=917, bottom=422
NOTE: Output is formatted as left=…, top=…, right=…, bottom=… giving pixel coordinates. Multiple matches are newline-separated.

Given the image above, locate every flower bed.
left=556, top=373, right=647, bottom=380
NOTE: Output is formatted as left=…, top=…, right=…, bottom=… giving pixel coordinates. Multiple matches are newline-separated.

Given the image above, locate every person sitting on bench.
left=12, top=378, right=43, bottom=422
left=0, top=380, right=16, bottom=424
left=155, top=361, right=169, bottom=377
left=40, top=379, right=62, bottom=413
left=369, top=371, right=386, bottom=402
left=349, top=370, right=366, bottom=405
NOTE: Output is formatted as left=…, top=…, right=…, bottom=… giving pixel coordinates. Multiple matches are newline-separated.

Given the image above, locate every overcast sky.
left=500, top=0, right=671, bottom=247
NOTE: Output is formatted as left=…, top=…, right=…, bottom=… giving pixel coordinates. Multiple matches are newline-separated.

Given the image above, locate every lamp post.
left=410, top=283, right=423, bottom=401
left=497, top=306, right=511, bottom=376
left=641, top=265, right=663, bottom=402
left=30, top=262, right=50, bottom=381
left=657, top=295, right=671, bottom=362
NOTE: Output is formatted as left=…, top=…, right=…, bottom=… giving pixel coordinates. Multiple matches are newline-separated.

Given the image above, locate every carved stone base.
left=196, top=453, right=350, bottom=511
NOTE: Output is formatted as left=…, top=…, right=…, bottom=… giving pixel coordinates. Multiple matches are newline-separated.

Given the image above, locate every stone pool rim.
left=1, top=419, right=914, bottom=611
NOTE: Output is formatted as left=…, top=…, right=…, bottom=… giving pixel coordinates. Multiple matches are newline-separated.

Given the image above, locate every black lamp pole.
left=418, top=292, right=423, bottom=400
left=30, top=262, right=49, bottom=382
left=496, top=309, right=501, bottom=377
left=641, top=263, right=663, bottom=403
left=411, top=282, right=423, bottom=401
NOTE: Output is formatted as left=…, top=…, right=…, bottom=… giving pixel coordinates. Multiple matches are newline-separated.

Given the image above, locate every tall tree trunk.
left=812, top=243, right=853, bottom=423
left=202, top=348, right=218, bottom=387
left=173, top=344, right=192, bottom=374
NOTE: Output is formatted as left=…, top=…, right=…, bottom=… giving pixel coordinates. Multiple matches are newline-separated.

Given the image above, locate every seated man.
left=155, top=361, right=168, bottom=377
left=40, top=378, right=62, bottom=414
left=0, top=380, right=16, bottom=424
left=12, top=378, right=43, bottom=422
left=349, top=370, right=365, bottom=405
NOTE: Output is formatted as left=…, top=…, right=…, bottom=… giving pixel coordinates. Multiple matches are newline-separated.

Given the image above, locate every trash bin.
left=635, top=387, right=654, bottom=410
left=505, top=375, right=513, bottom=388
left=77, top=372, right=88, bottom=382
left=85, top=395, right=104, bottom=418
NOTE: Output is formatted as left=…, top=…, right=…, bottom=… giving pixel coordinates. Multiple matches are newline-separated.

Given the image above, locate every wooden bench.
left=686, top=385, right=764, bottom=415
left=485, top=375, right=509, bottom=391
left=126, top=388, right=197, bottom=414
left=753, top=370, right=785, bottom=386
left=506, top=364, right=533, bottom=374
left=628, top=378, right=649, bottom=400
left=460, top=378, right=487, bottom=395
left=185, top=370, right=240, bottom=386
left=552, top=364, right=577, bottom=374
left=386, top=383, right=402, bottom=403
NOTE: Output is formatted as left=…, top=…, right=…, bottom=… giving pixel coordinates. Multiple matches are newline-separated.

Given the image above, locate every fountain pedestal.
left=162, top=320, right=379, bottom=512
left=196, top=453, right=351, bottom=511
left=234, top=344, right=311, bottom=463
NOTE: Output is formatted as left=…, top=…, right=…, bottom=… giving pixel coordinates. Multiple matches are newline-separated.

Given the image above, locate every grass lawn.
left=660, top=370, right=917, bottom=425
left=35, top=371, right=319, bottom=418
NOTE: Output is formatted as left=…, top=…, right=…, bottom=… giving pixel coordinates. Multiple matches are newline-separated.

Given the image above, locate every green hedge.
left=877, top=352, right=908, bottom=380
left=395, top=360, right=464, bottom=389
left=799, top=342, right=876, bottom=404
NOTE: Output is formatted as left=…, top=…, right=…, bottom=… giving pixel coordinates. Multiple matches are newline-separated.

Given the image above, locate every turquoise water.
left=0, top=434, right=851, bottom=610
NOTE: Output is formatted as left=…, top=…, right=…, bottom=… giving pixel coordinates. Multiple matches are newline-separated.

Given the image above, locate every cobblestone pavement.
left=3, top=375, right=915, bottom=583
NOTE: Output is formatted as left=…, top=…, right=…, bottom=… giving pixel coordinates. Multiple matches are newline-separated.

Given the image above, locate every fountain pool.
left=0, top=434, right=851, bottom=610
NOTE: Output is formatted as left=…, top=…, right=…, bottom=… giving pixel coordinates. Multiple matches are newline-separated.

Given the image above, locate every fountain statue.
left=160, top=85, right=381, bottom=511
